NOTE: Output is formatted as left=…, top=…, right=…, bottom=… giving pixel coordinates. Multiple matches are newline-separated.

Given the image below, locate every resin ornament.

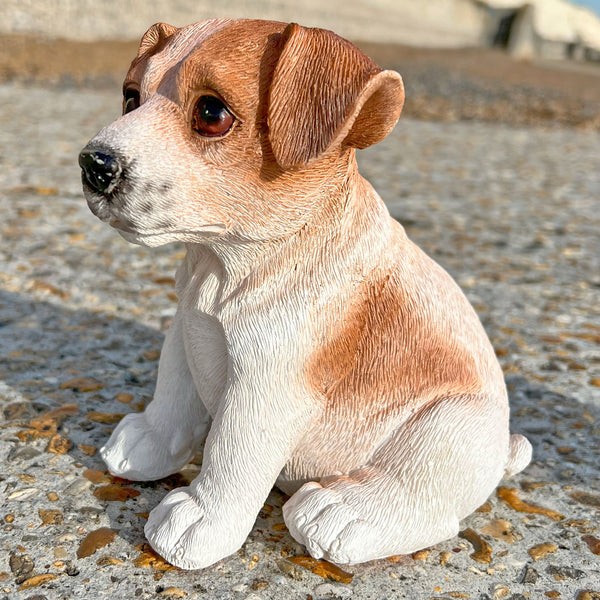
left=79, top=19, right=532, bottom=570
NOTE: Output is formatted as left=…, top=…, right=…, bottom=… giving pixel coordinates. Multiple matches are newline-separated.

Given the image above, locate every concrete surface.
left=0, top=83, right=599, bottom=599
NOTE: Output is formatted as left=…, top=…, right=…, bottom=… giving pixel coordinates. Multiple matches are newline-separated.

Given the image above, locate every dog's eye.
left=192, top=95, right=235, bottom=137
left=123, top=88, right=140, bottom=114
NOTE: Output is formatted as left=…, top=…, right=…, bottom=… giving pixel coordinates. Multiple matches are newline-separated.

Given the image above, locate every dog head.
left=79, top=19, right=405, bottom=247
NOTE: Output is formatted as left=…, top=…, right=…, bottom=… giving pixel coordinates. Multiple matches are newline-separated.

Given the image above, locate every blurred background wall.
left=0, top=0, right=492, bottom=46
left=1, top=0, right=600, bottom=60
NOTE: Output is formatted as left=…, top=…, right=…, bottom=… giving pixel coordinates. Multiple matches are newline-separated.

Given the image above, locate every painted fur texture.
left=79, top=19, right=532, bottom=570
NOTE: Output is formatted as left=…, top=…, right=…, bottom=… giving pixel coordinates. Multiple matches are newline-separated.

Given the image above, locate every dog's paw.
left=145, top=486, right=243, bottom=569
left=283, top=479, right=386, bottom=565
left=100, top=412, right=194, bottom=481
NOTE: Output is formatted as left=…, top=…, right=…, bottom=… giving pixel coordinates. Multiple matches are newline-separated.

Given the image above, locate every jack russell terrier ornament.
left=79, top=19, right=532, bottom=570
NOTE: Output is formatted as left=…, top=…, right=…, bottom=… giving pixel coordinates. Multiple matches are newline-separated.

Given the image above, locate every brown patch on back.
left=313, top=272, right=390, bottom=397
left=308, top=245, right=486, bottom=419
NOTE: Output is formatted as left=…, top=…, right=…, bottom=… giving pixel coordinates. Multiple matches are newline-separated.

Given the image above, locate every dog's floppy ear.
left=268, top=23, right=404, bottom=170
left=137, top=22, right=178, bottom=58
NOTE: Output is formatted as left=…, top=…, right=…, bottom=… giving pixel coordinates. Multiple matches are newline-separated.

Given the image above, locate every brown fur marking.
left=308, top=237, right=485, bottom=420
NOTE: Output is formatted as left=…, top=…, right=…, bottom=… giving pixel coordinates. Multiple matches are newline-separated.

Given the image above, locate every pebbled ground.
left=0, top=83, right=599, bottom=600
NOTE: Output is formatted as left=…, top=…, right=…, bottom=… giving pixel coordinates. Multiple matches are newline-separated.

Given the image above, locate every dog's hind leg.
left=100, top=312, right=212, bottom=481
left=283, top=393, right=531, bottom=564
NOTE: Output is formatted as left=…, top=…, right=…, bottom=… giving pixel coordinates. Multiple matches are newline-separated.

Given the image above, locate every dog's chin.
left=113, top=223, right=228, bottom=247
left=115, top=228, right=175, bottom=247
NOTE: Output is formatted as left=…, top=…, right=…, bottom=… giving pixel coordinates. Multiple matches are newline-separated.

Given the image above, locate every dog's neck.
left=177, top=156, right=394, bottom=310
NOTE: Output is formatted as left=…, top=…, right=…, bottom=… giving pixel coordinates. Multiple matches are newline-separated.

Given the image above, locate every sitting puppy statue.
left=79, top=19, right=532, bottom=570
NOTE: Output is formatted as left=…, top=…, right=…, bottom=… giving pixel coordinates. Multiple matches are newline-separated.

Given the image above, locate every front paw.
left=145, top=486, right=245, bottom=570
left=100, top=412, right=193, bottom=481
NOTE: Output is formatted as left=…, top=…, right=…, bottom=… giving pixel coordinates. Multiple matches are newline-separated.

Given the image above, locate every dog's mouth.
left=81, top=164, right=228, bottom=241
left=84, top=189, right=227, bottom=240
left=84, top=185, right=228, bottom=238
left=82, top=184, right=113, bottom=221
left=108, top=218, right=136, bottom=233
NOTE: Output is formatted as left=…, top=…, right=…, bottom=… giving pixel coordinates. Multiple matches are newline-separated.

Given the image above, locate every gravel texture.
left=2, top=36, right=600, bottom=131
left=0, top=83, right=599, bottom=599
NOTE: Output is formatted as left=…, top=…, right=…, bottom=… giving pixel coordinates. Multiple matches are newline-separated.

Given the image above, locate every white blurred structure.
left=1, top=0, right=599, bottom=60
left=480, top=0, right=600, bottom=60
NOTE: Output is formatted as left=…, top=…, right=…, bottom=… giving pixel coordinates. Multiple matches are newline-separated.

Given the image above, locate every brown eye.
left=123, top=88, right=140, bottom=114
left=192, top=95, right=235, bottom=137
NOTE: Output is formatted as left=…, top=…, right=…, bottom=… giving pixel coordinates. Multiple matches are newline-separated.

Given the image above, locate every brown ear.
left=268, top=23, right=404, bottom=170
left=137, top=22, right=178, bottom=58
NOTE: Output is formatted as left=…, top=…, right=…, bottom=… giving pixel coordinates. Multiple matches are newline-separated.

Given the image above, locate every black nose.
left=79, top=149, right=123, bottom=196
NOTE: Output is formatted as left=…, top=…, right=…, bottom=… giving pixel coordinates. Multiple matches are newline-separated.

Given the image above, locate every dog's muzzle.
left=79, top=149, right=123, bottom=196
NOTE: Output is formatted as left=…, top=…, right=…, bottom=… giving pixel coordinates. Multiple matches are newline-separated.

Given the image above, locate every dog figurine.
left=79, top=19, right=532, bottom=570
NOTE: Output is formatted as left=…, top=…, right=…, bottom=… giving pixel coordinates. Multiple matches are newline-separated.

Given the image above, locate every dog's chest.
left=181, top=310, right=227, bottom=417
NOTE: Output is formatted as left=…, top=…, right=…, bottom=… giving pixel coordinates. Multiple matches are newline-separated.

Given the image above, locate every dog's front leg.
left=101, top=312, right=211, bottom=481
left=144, top=379, right=314, bottom=570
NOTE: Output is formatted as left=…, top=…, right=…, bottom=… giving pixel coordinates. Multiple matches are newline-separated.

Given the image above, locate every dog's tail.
left=504, top=433, right=532, bottom=478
